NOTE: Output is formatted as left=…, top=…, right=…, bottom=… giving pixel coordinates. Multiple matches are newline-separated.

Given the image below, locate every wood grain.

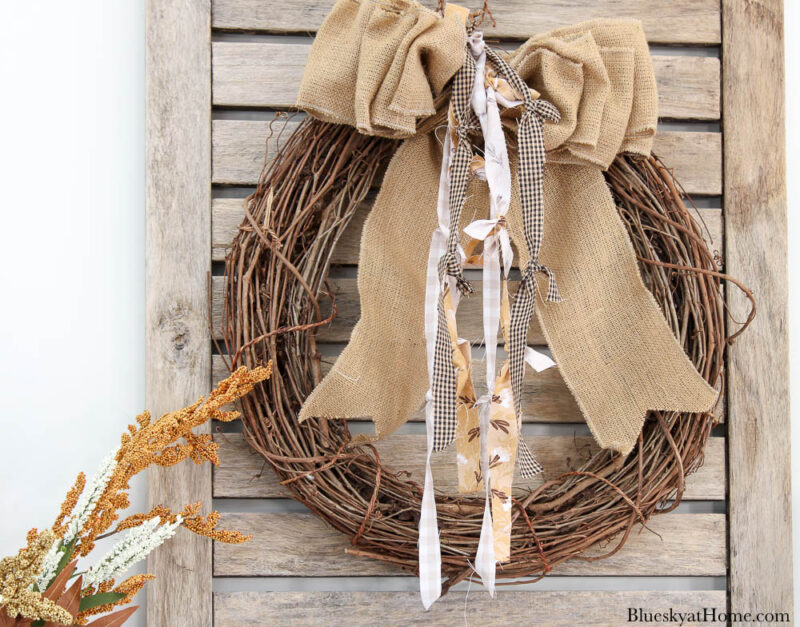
left=722, top=0, right=793, bottom=619
left=215, top=591, right=727, bottom=626
left=211, top=0, right=722, bottom=45
left=145, top=0, right=212, bottom=624
left=213, top=432, right=725, bottom=500
left=212, top=43, right=720, bottom=120
left=214, top=512, right=726, bottom=576
left=211, top=119, right=722, bottom=194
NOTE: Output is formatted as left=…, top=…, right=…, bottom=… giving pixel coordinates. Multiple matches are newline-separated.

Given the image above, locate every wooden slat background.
left=144, top=0, right=790, bottom=623
left=214, top=591, right=728, bottom=626
left=722, top=0, right=793, bottom=619
left=211, top=0, right=722, bottom=44
left=213, top=432, right=726, bottom=500
left=145, top=0, right=212, bottom=625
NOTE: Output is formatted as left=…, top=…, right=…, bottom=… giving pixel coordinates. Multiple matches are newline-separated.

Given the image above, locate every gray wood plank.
left=212, top=43, right=720, bottom=120
left=211, top=353, right=725, bottom=426
left=211, top=120, right=722, bottom=195
left=213, top=432, right=726, bottom=500
left=722, top=0, right=793, bottom=619
left=214, top=513, right=726, bottom=576
left=215, top=591, right=728, bottom=626
left=211, top=353, right=584, bottom=424
left=212, top=0, right=722, bottom=45
left=212, top=195, right=722, bottom=265
left=145, top=0, right=212, bottom=624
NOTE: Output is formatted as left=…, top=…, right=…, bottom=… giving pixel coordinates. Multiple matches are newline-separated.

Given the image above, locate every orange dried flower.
left=52, top=473, right=86, bottom=538
left=74, top=365, right=271, bottom=555
left=181, top=510, right=251, bottom=544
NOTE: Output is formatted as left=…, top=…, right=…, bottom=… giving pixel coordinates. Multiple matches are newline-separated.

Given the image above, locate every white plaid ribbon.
left=419, top=128, right=457, bottom=610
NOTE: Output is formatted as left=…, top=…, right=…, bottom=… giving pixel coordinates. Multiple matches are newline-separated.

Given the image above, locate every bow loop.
left=527, top=262, right=562, bottom=304
left=464, top=218, right=515, bottom=278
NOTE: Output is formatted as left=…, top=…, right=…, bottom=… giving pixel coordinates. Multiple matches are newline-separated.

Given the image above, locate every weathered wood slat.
left=212, top=353, right=584, bottom=423
left=212, top=43, right=720, bottom=120
left=722, top=0, right=793, bottom=618
left=211, top=119, right=722, bottom=195
left=215, top=590, right=727, bottom=626
left=214, top=512, right=726, bottom=576
left=210, top=275, right=551, bottom=344
left=213, top=195, right=722, bottom=266
left=211, top=353, right=725, bottom=426
left=211, top=0, right=722, bottom=45
left=213, top=432, right=725, bottom=500
left=211, top=118, right=301, bottom=186
left=145, top=0, right=212, bottom=624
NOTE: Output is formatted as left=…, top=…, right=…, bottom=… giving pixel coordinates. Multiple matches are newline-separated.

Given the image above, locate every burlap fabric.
left=297, top=13, right=717, bottom=456
left=296, top=0, right=466, bottom=138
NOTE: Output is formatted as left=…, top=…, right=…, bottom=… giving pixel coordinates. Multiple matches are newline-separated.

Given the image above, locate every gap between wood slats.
left=210, top=120, right=723, bottom=194
left=211, top=432, right=726, bottom=500
left=213, top=512, right=725, bottom=577
left=213, top=418, right=728, bottom=439
left=210, top=0, right=721, bottom=45
left=208, top=34, right=721, bottom=59
left=213, top=578, right=726, bottom=593
left=211, top=42, right=720, bottom=120
left=211, top=498, right=726, bottom=515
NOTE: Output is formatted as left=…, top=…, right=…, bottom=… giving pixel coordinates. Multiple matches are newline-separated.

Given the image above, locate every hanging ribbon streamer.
left=431, top=51, right=479, bottom=452
left=483, top=48, right=561, bottom=478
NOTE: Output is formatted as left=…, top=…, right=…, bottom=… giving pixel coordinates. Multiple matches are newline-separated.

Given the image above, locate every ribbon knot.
left=438, top=251, right=473, bottom=295
left=464, top=217, right=514, bottom=277
left=455, top=124, right=472, bottom=142
left=526, top=98, right=561, bottom=125
left=522, top=262, right=562, bottom=304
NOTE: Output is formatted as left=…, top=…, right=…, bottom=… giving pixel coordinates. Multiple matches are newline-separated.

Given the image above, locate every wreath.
left=218, top=114, right=754, bottom=593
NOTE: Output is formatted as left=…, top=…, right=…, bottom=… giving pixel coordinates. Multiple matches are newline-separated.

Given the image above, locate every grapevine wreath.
left=218, top=1, right=755, bottom=602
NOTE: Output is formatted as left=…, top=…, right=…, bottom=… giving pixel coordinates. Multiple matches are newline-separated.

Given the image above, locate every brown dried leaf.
left=43, top=560, right=77, bottom=602
left=56, top=576, right=83, bottom=618
left=84, top=606, right=138, bottom=627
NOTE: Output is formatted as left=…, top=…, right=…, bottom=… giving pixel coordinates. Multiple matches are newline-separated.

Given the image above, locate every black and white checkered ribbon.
left=432, top=50, right=479, bottom=451
left=484, top=48, right=561, bottom=477
left=432, top=47, right=561, bottom=466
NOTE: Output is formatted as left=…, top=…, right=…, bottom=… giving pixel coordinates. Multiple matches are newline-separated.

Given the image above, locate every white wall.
left=0, top=2, right=146, bottom=624
left=0, top=2, right=797, bottom=626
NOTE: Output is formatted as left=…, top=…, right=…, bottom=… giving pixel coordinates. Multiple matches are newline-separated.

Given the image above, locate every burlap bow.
left=296, top=3, right=717, bottom=459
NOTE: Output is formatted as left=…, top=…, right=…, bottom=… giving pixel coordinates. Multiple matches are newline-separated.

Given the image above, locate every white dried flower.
left=83, top=515, right=182, bottom=588
left=35, top=539, right=63, bottom=591
left=63, top=449, right=119, bottom=545
left=34, top=449, right=119, bottom=590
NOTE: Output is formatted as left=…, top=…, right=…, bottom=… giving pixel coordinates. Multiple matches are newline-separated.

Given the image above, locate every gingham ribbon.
left=432, top=50, right=479, bottom=452
left=484, top=48, right=561, bottom=469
